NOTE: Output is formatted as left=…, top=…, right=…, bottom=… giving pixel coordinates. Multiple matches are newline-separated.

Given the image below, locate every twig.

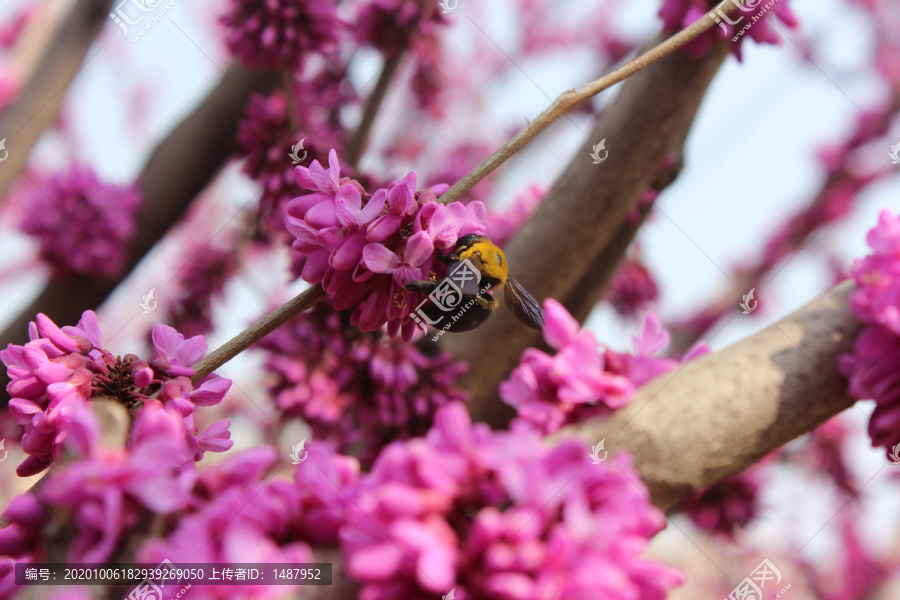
left=344, top=52, right=406, bottom=168
left=555, top=281, right=860, bottom=509
left=437, top=0, right=742, bottom=204
left=190, top=284, right=328, bottom=382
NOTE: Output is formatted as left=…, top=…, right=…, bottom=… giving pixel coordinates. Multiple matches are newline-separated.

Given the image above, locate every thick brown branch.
left=562, top=153, right=684, bottom=323
left=0, top=65, right=278, bottom=405
left=0, top=0, right=114, bottom=202
left=556, top=281, right=860, bottom=509
left=441, top=37, right=731, bottom=426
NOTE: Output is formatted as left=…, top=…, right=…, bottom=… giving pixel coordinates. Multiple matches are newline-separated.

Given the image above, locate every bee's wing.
left=504, top=276, right=544, bottom=330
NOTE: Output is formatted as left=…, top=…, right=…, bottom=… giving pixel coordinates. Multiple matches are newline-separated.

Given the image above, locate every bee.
left=405, top=234, right=544, bottom=333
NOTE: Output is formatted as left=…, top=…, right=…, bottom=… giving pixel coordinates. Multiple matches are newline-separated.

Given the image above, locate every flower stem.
left=438, top=0, right=741, bottom=205
left=190, top=284, right=328, bottom=382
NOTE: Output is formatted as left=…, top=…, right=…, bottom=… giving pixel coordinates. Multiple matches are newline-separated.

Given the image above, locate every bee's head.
left=454, top=235, right=508, bottom=288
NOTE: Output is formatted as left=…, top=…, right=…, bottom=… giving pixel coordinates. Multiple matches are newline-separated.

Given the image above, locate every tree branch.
left=437, top=0, right=743, bottom=205
left=344, top=52, right=406, bottom=169
left=0, top=0, right=114, bottom=202
left=557, top=281, right=860, bottom=509
left=561, top=153, right=684, bottom=324
left=440, top=36, right=731, bottom=426
left=190, top=284, right=327, bottom=382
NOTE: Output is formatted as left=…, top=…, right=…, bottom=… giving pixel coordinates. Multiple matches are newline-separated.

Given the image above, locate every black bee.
left=405, top=234, right=544, bottom=333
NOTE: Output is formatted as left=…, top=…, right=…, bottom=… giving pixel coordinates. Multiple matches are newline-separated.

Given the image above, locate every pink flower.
left=259, top=301, right=467, bottom=466
left=0, top=4, right=35, bottom=50
left=606, top=253, right=660, bottom=318
left=0, top=493, right=45, bottom=597
left=658, top=0, right=798, bottom=60
left=340, top=402, right=682, bottom=599
left=2, top=312, right=232, bottom=476
left=18, top=164, right=141, bottom=279
left=0, top=68, right=20, bottom=118
left=499, top=299, right=635, bottom=434
left=803, top=415, right=856, bottom=498
left=801, top=510, right=898, bottom=600
left=40, top=401, right=195, bottom=563
left=286, top=149, right=486, bottom=340
left=677, top=467, right=763, bottom=538
left=220, top=0, right=341, bottom=70
left=236, top=89, right=342, bottom=238
left=139, top=443, right=359, bottom=597
left=354, top=0, right=448, bottom=58
left=168, top=238, right=239, bottom=337
left=841, top=210, right=900, bottom=459
left=364, top=231, right=434, bottom=283
left=501, top=302, right=708, bottom=434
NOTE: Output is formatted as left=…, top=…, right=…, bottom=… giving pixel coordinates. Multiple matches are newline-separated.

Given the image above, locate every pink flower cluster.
left=0, top=409, right=359, bottom=598
left=220, top=0, right=341, bottom=70
left=2, top=311, right=232, bottom=476
left=259, top=301, right=467, bottom=466
left=169, top=238, right=240, bottom=337
left=286, top=149, right=486, bottom=339
left=0, top=4, right=34, bottom=49
left=801, top=510, right=898, bottom=600
left=139, top=443, right=359, bottom=598
left=237, top=88, right=343, bottom=238
left=677, top=468, right=762, bottom=538
left=0, top=401, right=196, bottom=594
left=341, top=402, right=682, bottom=600
left=658, top=0, right=798, bottom=60
left=605, top=252, right=660, bottom=318
left=0, top=68, right=19, bottom=118
left=354, top=0, right=448, bottom=58
left=840, top=210, right=900, bottom=459
left=18, top=164, right=141, bottom=279
left=499, top=299, right=707, bottom=434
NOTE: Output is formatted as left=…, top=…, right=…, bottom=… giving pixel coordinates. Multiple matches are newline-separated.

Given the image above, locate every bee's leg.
left=474, top=294, right=498, bottom=311
left=405, top=281, right=437, bottom=294
left=437, top=252, right=460, bottom=263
